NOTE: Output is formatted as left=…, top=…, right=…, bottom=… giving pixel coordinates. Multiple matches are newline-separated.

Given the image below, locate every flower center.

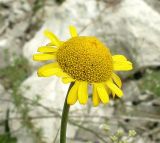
left=56, top=36, right=113, bottom=83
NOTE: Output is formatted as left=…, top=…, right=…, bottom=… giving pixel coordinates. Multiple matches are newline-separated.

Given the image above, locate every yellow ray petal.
left=33, top=53, right=56, bottom=61
left=39, top=62, right=67, bottom=78
left=78, top=81, right=88, bottom=104
left=38, top=63, right=61, bottom=77
left=52, top=70, right=69, bottom=77
left=97, top=84, right=109, bottom=104
left=113, top=61, right=133, bottom=71
left=38, top=62, right=59, bottom=70
left=67, top=82, right=78, bottom=105
left=62, top=77, right=75, bottom=84
left=112, top=73, right=122, bottom=88
left=106, top=80, right=123, bottom=97
left=46, top=43, right=56, bottom=46
left=69, top=25, right=78, bottom=37
left=38, top=68, right=62, bottom=77
left=112, top=55, right=127, bottom=62
left=43, top=30, right=61, bottom=46
left=92, top=84, right=100, bottom=106
left=37, top=46, right=58, bottom=53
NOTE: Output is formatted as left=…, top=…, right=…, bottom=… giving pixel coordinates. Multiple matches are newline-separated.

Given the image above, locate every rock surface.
left=23, top=0, right=160, bottom=70
left=145, top=0, right=160, bottom=13
left=0, top=0, right=32, bottom=67
left=13, top=72, right=79, bottom=143
left=21, top=0, right=160, bottom=142
left=0, top=0, right=160, bottom=142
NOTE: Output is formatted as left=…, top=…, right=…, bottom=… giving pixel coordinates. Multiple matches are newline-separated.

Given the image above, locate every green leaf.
left=0, top=134, right=17, bottom=143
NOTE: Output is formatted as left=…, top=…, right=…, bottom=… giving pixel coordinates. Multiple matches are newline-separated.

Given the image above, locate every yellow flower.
left=33, top=26, right=133, bottom=106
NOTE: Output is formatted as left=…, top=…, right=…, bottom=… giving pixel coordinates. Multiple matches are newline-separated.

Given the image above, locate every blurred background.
left=0, top=0, right=160, bottom=143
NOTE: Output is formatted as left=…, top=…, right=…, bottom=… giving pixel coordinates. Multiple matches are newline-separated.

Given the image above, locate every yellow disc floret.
left=56, top=36, right=113, bottom=83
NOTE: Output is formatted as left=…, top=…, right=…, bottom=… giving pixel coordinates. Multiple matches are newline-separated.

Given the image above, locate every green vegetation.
left=0, top=55, right=31, bottom=90
left=0, top=109, right=17, bottom=143
left=0, top=54, right=31, bottom=143
left=0, top=135, right=17, bottom=143
left=0, top=53, right=32, bottom=107
left=0, top=52, right=46, bottom=143
left=138, top=69, right=160, bottom=96
left=100, top=124, right=137, bottom=143
left=32, top=0, right=45, bottom=15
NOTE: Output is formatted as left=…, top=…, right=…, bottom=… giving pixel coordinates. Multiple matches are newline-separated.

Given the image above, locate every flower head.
left=33, top=26, right=133, bottom=106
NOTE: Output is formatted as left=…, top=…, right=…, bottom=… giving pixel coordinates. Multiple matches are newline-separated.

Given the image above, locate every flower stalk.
left=60, top=82, right=74, bottom=143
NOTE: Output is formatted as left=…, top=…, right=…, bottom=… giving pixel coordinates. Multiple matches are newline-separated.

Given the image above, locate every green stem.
left=60, top=82, right=74, bottom=143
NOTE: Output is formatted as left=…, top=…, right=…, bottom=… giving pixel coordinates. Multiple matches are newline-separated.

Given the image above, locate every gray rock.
left=11, top=72, right=80, bottom=143
left=10, top=71, right=116, bottom=143
left=23, top=0, right=160, bottom=71
left=145, top=0, right=160, bottom=13
left=20, top=0, right=160, bottom=142
left=123, top=81, right=141, bottom=101
left=0, top=0, right=31, bottom=68
left=87, top=0, right=160, bottom=70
